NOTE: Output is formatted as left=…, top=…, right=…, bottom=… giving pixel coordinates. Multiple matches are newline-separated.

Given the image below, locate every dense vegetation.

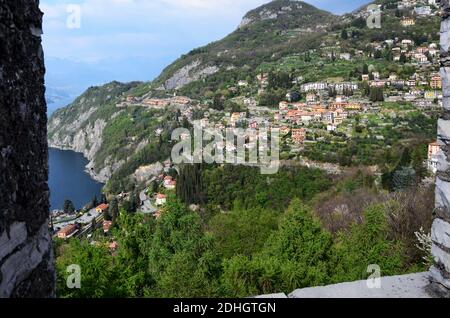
left=56, top=164, right=432, bottom=298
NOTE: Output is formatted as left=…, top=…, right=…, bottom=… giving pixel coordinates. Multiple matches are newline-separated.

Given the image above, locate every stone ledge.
left=288, top=273, right=432, bottom=298
left=254, top=293, right=288, bottom=299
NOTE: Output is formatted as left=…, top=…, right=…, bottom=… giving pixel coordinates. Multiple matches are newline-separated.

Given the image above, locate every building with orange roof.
left=57, top=224, right=79, bottom=239
left=96, top=203, right=109, bottom=214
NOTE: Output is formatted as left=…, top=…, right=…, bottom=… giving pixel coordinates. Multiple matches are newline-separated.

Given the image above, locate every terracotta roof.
left=96, top=203, right=109, bottom=211
left=58, top=224, right=78, bottom=236
left=103, top=221, right=113, bottom=232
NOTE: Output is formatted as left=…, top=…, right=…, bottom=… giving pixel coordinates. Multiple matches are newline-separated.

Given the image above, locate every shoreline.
left=48, top=144, right=108, bottom=184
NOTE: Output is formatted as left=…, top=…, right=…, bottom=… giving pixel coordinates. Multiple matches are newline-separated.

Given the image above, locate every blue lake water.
left=49, top=148, right=104, bottom=211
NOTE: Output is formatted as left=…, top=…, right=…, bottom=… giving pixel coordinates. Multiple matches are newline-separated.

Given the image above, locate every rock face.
left=163, top=59, right=219, bottom=90
left=0, top=0, right=55, bottom=297
left=431, top=0, right=450, bottom=290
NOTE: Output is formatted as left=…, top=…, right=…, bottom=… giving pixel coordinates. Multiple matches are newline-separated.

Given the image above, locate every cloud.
left=39, top=0, right=369, bottom=63
left=40, top=0, right=271, bottom=61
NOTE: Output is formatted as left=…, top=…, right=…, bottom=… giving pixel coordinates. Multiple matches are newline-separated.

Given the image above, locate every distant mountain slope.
left=152, top=0, right=337, bottom=91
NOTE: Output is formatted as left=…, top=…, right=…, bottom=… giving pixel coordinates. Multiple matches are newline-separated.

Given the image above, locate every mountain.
left=152, top=0, right=336, bottom=91
left=48, top=0, right=336, bottom=186
left=48, top=0, right=441, bottom=194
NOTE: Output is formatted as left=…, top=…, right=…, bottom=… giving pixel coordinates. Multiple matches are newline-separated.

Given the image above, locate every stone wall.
left=431, top=0, right=450, bottom=290
left=0, top=0, right=55, bottom=297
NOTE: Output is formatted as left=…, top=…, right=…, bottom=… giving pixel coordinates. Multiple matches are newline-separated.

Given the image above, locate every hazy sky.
left=40, top=0, right=370, bottom=86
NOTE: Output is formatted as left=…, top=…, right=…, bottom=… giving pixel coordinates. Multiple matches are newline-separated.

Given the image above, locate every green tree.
left=331, top=205, right=407, bottom=283
left=63, top=199, right=75, bottom=214
left=341, top=29, right=348, bottom=40
left=109, top=199, right=120, bottom=225
left=56, top=240, right=115, bottom=298
left=209, top=207, right=279, bottom=258
left=147, top=197, right=221, bottom=297
left=222, top=199, right=333, bottom=296
left=92, top=195, right=98, bottom=208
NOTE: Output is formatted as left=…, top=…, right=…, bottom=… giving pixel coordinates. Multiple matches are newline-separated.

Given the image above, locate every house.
left=166, top=180, right=176, bottom=190
left=156, top=193, right=167, bottom=206
left=142, top=98, right=170, bottom=108
left=345, top=103, right=362, bottom=111
left=389, top=74, right=398, bottom=81
left=306, top=93, right=317, bottom=103
left=237, top=80, right=248, bottom=87
left=109, top=241, right=119, bottom=253
left=340, top=53, right=351, bottom=61
left=57, top=224, right=78, bottom=239
left=401, top=17, right=416, bottom=27
left=431, top=75, right=442, bottom=89
left=164, top=176, right=173, bottom=187
left=291, top=128, right=306, bottom=144
left=362, top=74, right=370, bottom=81
left=279, top=101, right=289, bottom=111
left=415, top=6, right=432, bottom=16
left=103, top=221, right=113, bottom=233
left=327, top=124, right=337, bottom=132
left=171, top=96, right=191, bottom=106
left=230, top=112, right=246, bottom=125
left=126, top=96, right=137, bottom=103
left=401, top=39, right=414, bottom=47
left=280, top=126, right=291, bottom=136
left=425, top=91, right=438, bottom=100
left=323, top=112, right=334, bottom=124
left=300, top=82, right=328, bottom=92
left=414, top=53, right=428, bottom=63
left=370, top=80, right=388, bottom=87
left=407, top=80, right=417, bottom=87
left=428, top=141, right=441, bottom=173
left=95, top=203, right=109, bottom=214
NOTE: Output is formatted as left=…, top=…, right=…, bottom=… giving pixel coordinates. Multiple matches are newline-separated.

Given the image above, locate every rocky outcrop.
left=239, top=0, right=304, bottom=29
left=164, top=59, right=219, bottom=90
left=133, top=162, right=164, bottom=184
left=0, top=0, right=54, bottom=297
left=49, top=118, right=106, bottom=161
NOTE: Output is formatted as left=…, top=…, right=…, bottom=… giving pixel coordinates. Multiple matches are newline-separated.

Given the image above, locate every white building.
left=428, top=141, right=440, bottom=173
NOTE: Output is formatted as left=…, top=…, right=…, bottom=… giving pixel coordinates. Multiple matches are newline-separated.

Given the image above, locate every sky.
left=40, top=0, right=370, bottom=110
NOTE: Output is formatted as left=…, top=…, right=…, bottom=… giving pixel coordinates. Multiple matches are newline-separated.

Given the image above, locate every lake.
left=49, top=148, right=104, bottom=211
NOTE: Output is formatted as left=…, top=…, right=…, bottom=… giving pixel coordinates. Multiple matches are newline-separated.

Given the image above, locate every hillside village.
left=53, top=0, right=443, bottom=239
left=115, top=0, right=441, bottom=167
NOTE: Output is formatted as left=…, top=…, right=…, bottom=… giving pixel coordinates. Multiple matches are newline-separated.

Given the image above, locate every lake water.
left=49, top=148, right=104, bottom=211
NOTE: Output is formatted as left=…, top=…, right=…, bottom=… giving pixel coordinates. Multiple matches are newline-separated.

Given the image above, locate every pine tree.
left=63, top=199, right=75, bottom=214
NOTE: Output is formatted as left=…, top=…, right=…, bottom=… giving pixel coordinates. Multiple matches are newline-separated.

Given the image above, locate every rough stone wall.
left=431, top=0, right=450, bottom=290
left=0, top=0, right=55, bottom=297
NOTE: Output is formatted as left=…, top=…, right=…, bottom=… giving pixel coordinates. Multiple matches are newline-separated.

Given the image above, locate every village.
left=54, top=0, right=443, bottom=249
